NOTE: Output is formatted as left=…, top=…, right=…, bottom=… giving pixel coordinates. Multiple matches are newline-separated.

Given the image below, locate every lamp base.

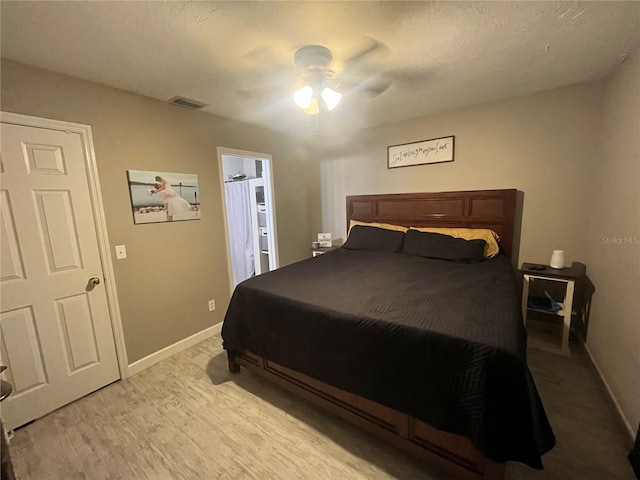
left=549, top=250, right=565, bottom=270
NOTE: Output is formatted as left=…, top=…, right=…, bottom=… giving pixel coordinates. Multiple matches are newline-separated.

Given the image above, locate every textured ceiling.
left=2, top=1, right=639, bottom=138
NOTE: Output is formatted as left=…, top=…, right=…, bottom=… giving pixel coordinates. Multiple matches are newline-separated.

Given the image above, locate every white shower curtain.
left=224, top=181, right=255, bottom=287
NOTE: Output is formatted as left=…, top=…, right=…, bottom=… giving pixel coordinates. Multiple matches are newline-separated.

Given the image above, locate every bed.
left=222, top=189, right=554, bottom=480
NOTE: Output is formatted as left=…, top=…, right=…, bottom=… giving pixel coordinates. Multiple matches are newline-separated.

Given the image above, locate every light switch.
left=115, top=245, right=127, bottom=260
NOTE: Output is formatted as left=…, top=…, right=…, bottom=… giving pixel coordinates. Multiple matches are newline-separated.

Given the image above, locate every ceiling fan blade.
left=237, top=83, right=287, bottom=100
left=364, top=79, right=392, bottom=98
left=238, top=44, right=298, bottom=104
left=341, top=73, right=392, bottom=98
left=387, top=67, right=435, bottom=84
left=337, top=37, right=393, bottom=98
left=343, top=37, right=390, bottom=68
left=242, top=45, right=290, bottom=72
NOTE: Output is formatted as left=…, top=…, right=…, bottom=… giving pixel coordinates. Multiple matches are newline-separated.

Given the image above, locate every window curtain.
left=224, top=181, right=255, bottom=287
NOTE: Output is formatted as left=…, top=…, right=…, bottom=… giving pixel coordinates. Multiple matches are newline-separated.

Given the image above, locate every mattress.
left=222, top=248, right=555, bottom=467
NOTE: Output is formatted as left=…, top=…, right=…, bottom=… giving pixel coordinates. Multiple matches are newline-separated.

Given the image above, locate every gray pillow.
left=342, top=225, right=405, bottom=253
left=402, top=229, right=486, bottom=262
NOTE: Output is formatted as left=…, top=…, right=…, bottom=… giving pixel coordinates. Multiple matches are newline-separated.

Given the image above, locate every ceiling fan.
left=291, top=44, right=391, bottom=116
left=239, top=40, right=393, bottom=128
left=292, top=45, right=343, bottom=115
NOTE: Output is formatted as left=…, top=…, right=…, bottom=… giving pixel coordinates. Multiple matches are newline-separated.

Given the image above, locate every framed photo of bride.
left=127, top=170, right=200, bottom=224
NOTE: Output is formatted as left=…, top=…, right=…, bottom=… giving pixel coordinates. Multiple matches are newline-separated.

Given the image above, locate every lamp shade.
left=549, top=250, right=565, bottom=269
left=321, top=87, right=342, bottom=110
left=304, top=97, right=319, bottom=115
left=293, top=86, right=313, bottom=109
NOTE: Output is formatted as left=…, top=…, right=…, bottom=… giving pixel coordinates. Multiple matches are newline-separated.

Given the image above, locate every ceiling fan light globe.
left=293, top=85, right=313, bottom=109
left=321, top=87, right=342, bottom=111
left=304, top=97, right=319, bottom=116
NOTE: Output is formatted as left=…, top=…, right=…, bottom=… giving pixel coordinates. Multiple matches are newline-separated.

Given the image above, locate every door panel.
left=33, top=189, right=84, bottom=272
left=55, top=293, right=100, bottom=371
left=0, top=307, right=48, bottom=393
left=0, top=122, right=119, bottom=429
left=23, top=142, right=67, bottom=175
left=0, top=190, right=26, bottom=282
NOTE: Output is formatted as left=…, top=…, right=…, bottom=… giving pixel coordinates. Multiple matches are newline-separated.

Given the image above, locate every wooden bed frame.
left=347, top=189, right=518, bottom=258
left=227, top=189, right=520, bottom=480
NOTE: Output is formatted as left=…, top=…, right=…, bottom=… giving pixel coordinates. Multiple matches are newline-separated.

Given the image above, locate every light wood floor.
left=7, top=333, right=635, bottom=480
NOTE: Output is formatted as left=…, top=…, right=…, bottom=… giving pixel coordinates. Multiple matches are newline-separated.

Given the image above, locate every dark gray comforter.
left=222, top=248, right=555, bottom=467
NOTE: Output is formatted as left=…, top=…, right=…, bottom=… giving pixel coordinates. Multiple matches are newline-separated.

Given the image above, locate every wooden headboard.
left=346, top=189, right=519, bottom=259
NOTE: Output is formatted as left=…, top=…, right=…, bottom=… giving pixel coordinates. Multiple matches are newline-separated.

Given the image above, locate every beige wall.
left=1, top=59, right=321, bottom=363
left=585, top=46, right=640, bottom=436
left=319, top=81, right=604, bottom=267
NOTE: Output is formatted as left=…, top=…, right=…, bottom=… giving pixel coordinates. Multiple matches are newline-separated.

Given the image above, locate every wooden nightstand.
left=520, top=262, right=588, bottom=356
left=312, top=246, right=339, bottom=257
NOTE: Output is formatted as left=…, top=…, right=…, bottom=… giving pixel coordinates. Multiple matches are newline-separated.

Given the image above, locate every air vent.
left=168, top=96, right=208, bottom=110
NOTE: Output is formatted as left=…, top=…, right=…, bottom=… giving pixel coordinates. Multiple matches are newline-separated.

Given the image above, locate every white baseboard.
left=583, top=342, right=634, bottom=444
left=126, top=322, right=223, bottom=377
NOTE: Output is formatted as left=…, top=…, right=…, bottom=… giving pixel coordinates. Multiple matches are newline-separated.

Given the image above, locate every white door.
left=0, top=122, right=119, bottom=430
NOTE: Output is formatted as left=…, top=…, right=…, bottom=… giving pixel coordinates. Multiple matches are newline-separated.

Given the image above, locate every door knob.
left=88, top=277, right=101, bottom=286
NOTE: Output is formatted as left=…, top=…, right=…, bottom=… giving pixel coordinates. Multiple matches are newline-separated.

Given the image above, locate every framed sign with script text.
left=387, top=135, right=455, bottom=169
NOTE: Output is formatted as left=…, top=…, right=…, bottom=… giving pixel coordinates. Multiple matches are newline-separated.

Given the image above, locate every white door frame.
left=0, top=111, right=129, bottom=379
left=216, top=147, right=280, bottom=295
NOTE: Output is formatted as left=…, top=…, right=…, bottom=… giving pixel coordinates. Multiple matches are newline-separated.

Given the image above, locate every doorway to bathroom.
left=218, top=147, right=279, bottom=289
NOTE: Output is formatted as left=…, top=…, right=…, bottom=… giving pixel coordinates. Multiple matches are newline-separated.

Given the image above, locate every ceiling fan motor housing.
left=294, top=45, right=334, bottom=71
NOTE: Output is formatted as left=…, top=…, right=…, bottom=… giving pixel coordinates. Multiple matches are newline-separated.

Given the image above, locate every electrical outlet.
left=208, top=299, right=215, bottom=311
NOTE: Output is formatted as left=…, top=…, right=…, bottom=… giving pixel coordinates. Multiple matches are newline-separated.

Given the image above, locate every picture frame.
left=387, top=135, right=455, bottom=169
left=317, top=232, right=332, bottom=248
left=127, top=170, right=200, bottom=224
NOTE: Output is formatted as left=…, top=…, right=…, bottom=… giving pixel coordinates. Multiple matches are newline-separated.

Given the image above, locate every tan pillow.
left=348, top=220, right=408, bottom=233
left=409, top=227, right=500, bottom=258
